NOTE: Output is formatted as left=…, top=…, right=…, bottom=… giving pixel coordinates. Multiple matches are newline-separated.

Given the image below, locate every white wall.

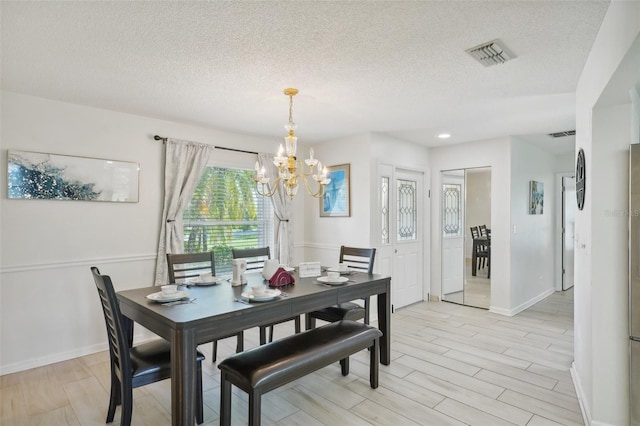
left=303, top=133, right=372, bottom=266
left=0, top=91, right=285, bottom=374
left=429, top=137, right=512, bottom=312
left=573, top=2, right=640, bottom=424
left=509, top=138, right=556, bottom=309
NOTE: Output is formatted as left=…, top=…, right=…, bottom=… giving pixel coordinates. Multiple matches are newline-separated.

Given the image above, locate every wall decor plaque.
left=7, top=150, right=139, bottom=202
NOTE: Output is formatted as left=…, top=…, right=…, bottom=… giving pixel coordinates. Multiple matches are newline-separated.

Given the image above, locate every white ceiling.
left=1, top=1, right=609, bottom=155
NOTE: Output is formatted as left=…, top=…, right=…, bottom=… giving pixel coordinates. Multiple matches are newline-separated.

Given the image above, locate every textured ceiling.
left=1, top=1, right=610, bottom=154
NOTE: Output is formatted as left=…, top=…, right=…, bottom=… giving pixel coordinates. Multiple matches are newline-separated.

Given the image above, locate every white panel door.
left=562, top=176, right=576, bottom=290
left=392, top=169, right=423, bottom=308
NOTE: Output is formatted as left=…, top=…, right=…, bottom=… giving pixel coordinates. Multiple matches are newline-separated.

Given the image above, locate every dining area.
left=95, top=247, right=391, bottom=425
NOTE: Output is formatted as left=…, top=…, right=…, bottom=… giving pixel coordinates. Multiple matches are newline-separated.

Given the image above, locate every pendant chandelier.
left=253, top=88, right=330, bottom=199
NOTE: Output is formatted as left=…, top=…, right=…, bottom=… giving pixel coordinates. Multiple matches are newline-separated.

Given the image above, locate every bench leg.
left=220, top=372, right=232, bottom=426
left=370, top=338, right=380, bottom=389
left=340, top=357, right=350, bottom=376
left=248, top=391, right=261, bottom=426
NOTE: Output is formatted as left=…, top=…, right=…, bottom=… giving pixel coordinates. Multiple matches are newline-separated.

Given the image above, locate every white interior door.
left=562, top=176, right=576, bottom=290
left=392, top=169, right=424, bottom=308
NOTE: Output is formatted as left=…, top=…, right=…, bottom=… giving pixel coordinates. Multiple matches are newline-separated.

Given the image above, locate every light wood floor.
left=0, top=289, right=579, bottom=425
left=443, top=259, right=491, bottom=309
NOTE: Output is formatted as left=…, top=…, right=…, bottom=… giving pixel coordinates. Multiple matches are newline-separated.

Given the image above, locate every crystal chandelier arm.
left=300, top=173, right=325, bottom=198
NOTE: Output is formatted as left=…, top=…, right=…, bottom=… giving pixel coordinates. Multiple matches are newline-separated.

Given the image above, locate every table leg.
left=377, top=281, right=391, bottom=365
left=472, top=240, right=477, bottom=276
left=171, top=329, right=197, bottom=426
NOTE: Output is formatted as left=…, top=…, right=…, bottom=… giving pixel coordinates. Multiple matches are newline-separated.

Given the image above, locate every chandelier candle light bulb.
left=253, top=88, right=331, bottom=200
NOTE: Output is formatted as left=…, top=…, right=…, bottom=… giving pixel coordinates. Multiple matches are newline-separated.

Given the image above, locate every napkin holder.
left=231, top=259, right=247, bottom=286
left=269, top=267, right=295, bottom=287
left=298, top=261, right=321, bottom=278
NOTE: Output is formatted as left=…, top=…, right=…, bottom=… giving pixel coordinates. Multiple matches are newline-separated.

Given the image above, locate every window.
left=442, top=183, right=462, bottom=237
left=183, top=166, right=274, bottom=275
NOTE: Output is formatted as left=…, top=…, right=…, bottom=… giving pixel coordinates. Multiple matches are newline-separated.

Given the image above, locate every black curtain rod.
left=153, top=134, right=258, bottom=155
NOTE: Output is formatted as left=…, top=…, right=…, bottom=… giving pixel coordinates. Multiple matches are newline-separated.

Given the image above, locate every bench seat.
left=218, top=320, right=383, bottom=426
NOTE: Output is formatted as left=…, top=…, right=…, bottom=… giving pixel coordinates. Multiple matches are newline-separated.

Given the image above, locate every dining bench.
left=217, top=320, right=383, bottom=426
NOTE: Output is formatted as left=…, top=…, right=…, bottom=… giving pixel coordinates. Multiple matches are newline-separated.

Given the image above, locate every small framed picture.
left=320, top=163, right=351, bottom=217
left=529, top=180, right=544, bottom=214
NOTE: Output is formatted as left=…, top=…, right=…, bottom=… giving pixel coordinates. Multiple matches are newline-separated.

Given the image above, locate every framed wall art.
left=7, top=150, right=139, bottom=202
left=529, top=180, right=544, bottom=214
left=320, top=163, right=351, bottom=217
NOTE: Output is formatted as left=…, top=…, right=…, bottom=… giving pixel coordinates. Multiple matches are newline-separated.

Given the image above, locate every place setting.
left=316, top=271, right=349, bottom=286
left=182, top=272, right=224, bottom=287
left=240, top=284, right=282, bottom=303
left=325, top=263, right=353, bottom=275
left=145, top=284, right=196, bottom=306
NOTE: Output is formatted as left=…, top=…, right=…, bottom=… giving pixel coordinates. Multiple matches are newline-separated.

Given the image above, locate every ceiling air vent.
left=466, top=39, right=513, bottom=67
left=548, top=130, right=576, bottom=138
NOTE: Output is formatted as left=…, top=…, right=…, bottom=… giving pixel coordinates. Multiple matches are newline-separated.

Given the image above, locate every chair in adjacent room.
left=166, top=252, right=244, bottom=362
left=91, top=266, right=205, bottom=425
left=232, top=247, right=301, bottom=344
left=305, top=246, right=377, bottom=330
left=470, top=227, right=490, bottom=276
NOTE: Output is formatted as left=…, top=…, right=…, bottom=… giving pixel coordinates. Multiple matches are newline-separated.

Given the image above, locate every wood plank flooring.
left=0, top=289, right=579, bottom=425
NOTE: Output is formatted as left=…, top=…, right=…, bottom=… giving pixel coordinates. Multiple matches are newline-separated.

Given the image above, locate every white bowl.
left=161, top=284, right=178, bottom=295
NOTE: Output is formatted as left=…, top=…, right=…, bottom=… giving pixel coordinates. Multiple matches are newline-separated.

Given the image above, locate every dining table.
left=117, top=269, right=391, bottom=426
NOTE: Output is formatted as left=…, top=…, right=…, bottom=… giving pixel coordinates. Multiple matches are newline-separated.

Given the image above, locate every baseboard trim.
left=489, top=287, right=556, bottom=316
left=571, top=362, right=592, bottom=425
left=0, top=330, right=157, bottom=376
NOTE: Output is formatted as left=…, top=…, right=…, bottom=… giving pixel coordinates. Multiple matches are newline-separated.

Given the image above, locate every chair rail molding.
left=0, top=253, right=157, bottom=274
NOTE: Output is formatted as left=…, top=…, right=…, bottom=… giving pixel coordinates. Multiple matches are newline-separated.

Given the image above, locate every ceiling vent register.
left=466, top=39, right=513, bottom=67
left=548, top=130, right=576, bottom=138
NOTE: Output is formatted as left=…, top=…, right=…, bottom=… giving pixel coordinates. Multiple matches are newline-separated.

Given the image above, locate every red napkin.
left=269, top=267, right=295, bottom=287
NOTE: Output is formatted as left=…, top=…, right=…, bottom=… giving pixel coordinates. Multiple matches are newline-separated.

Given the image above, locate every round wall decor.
left=576, top=148, right=586, bottom=210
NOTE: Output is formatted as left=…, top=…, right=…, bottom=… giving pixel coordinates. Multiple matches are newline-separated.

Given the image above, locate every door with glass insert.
left=392, top=169, right=423, bottom=308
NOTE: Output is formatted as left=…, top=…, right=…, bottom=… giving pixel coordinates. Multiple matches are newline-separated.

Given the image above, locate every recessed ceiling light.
left=438, top=133, right=451, bottom=139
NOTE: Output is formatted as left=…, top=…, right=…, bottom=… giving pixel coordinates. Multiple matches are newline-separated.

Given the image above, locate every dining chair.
left=232, top=247, right=301, bottom=344
left=469, top=227, right=489, bottom=273
left=91, top=266, right=205, bottom=425
left=305, top=246, right=376, bottom=330
left=166, top=252, right=244, bottom=362
left=231, top=247, right=271, bottom=271
left=479, top=224, right=490, bottom=239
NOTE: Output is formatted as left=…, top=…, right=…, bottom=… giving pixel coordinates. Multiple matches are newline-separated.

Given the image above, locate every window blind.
left=183, top=166, right=274, bottom=274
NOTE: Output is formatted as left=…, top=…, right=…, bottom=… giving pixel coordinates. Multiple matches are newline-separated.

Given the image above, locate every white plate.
left=146, top=290, right=190, bottom=303
left=281, top=266, right=295, bottom=272
left=317, top=276, right=349, bottom=285
left=241, top=289, right=281, bottom=302
left=326, top=267, right=351, bottom=275
left=186, top=276, right=221, bottom=286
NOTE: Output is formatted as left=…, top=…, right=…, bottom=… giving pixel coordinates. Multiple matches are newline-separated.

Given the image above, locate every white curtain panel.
left=258, top=152, right=293, bottom=267
left=154, top=139, right=212, bottom=285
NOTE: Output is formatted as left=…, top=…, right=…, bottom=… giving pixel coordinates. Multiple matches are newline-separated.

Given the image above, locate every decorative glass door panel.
left=397, top=179, right=417, bottom=241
